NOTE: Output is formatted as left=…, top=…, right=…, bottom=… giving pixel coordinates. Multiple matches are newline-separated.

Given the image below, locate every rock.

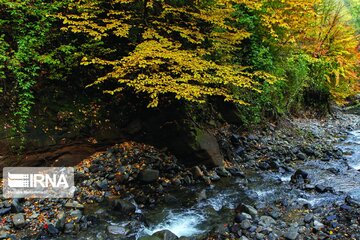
left=314, top=220, right=324, bottom=230
left=0, top=207, right=11, bottom=216
left=240, top=219, right=252, bottom=229
left=192, top=166, right=204, bottom=178
left=259, top=216, right=276, bottom=227
left=12, top=213, right=25, bottom=228
left=164, top=194, right=179, bottom=205
left=195, top=130, right=224, bottom=167
left=111, top=199, right=136, bottom=214
left=290, top=169, right=309, bottom=184
left=153, top=229, right=178, bottom=240
left=256, top=233, right=265, bottom=240
left=139, top=236, right=161, bottom=240
left=239, top=236, right=249, bottom=240
left=64, top=222, right=74, bottom=234
left=47, top=224, right=59, bottom=236
left=139, top=169, right=160, bottom=183
left=258, top=162, right=271, bottom=170
left=297, top=152, right=307, bottom=160
left=96, top=179, right=108, bottom=190
left=284, top=226, right=299, bottom=240
left=65, top=201, right=84, bottom=209
left=107, top=225, right=129, bottom=236
left=11, top=199, right=23, bottom=213
left=326, top=215, right=337, bottom=221
left=304, top=213, right=314, bottom=223
left=235, top=212, right=252, bottom=223
left=236, top=204, right=258, bottom=217
left=315, top=184, right=328, bottom=193
left=215, top=167, right=231, bottom=177
left=55, top=211, right=66, bottom=229
left=226, top=167, right=245, bottom=177
left=197, top=189, right=207, bottom=202
left=70, top=209, right=82, bottom=222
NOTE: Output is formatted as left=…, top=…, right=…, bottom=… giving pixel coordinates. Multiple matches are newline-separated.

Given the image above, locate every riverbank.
left=0, top=109, right=359, bottom=239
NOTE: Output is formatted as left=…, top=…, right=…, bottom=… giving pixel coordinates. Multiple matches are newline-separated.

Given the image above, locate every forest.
left=0, top=0, right=360, bottom=239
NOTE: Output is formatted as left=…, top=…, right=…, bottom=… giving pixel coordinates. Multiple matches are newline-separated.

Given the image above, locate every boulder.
left=152, top=229, right=178, bottom=240
left=111, top=199, right=136, bottom=214
left=139, top=169, right=159, bottom=183
left=12, top=213, right=26, bottom=228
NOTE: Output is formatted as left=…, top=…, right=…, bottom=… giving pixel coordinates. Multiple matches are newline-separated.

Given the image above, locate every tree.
left=57, top=0, right=276, bottom=107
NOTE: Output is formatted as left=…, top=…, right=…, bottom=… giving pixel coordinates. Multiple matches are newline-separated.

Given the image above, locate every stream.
left=68, top=125, right=360, bottom=239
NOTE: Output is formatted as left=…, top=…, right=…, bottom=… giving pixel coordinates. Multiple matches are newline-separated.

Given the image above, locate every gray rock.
left=239, top=236, right=249, bottom=240
left=240, top=219, right=251, bottom=229
left=235, top=212, right=252, bottom=223
left=139, top=169, right=160, bottom=183
left=215, top=167, right=231, bottom=177
left=65, top=200, right=84, bottom=209
left=236, top=204, right=258, bottom=217
left=0, top=207, right=11, bottom=216
left=304, top=213, right=314, bottom=223
left=70, top=209, right=82, bottom=222
left=284, top=226, right=299, bottom=240
left=111, top=199, right=136, bottom=214
left=314, top=220, right=324, bottom=230
left=55, top=211, right=66, bottom=229
left=197, top=190, right=207, bottom=202
left=153, top=229, right=178, bottom=240
left=107, top=225, right=129, bottom=236
left=12, top=213, right=25, bottom=228
left=64, top=222, right=74, bottom=233
left=259, top=216, right=276, bottom=227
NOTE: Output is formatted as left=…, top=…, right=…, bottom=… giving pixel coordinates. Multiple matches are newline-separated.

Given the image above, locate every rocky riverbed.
left=0, top=110, right=359, bottom=240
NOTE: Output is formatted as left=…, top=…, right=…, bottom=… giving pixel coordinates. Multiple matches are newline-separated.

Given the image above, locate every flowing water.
left=70, top=124, right=360, bottom=239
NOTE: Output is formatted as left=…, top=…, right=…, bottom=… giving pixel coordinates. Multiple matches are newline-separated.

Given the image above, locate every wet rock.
left=290, top=169, right=309, bottom=184
left=226, top=167, right=245, bottom=178
left=215, top=167, right=231, bottom=177
left=240, top=219, right=251, bottom=229
left=284, top=226, right=299, bottom=240
left=297, top=152, right=307, bottom=160
left=0, top=207, right=11, bottom=216
left=345, top=195, right=360, bottom=207
left=139, top=169, right=160, bottom=183
left=235, top=212, right=252, bottom=223
left=314, top=220, right=324, bottom=230
left=164, top=194, right=179, bottom=205
left=111, top=199, right=136, bottom=214
left=259, top=216, right=276, bottom=227
left=325, top=214, right=337, bottom=221
left=196, top=189, right=207, bottom=202
left=239, top=236, right=249, bottom=240
left=236, top=204, right=258, bottom=217
left=139, top=236, right=161, bottom=240
left=258, top=162, right=271, bottom=170
left=107, top=225, right=129, bottom=236
left=153, top=229, right=178, bottom=240
left=304, top=213, right=314, bottom=223
left=315, top=184, right=331, bottom=193
left=12, top=213, right=25, bottom=228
